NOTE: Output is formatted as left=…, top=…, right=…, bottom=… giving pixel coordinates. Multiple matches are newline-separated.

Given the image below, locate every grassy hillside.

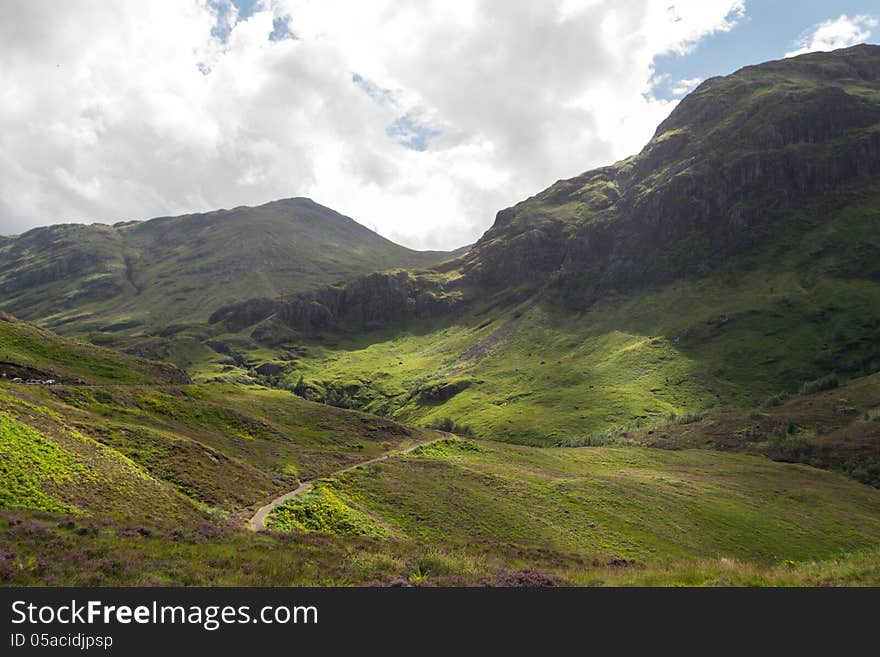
left=0, top=312, right=188, bottom=384
left=0, top=380, right=436, bottom=517
left=297, top=438, right=880, bottom=565
left=0, top=198, right=461, bottom=334
left=0, top=316, right=879, bottom=586
left=191, top=47, right=880, bottom=448
left=3, top=382, right=880, bottom=585
left=0, top=396, right=201, bottom=528
left=205, top=191, right=880, bottom=446
left=3, top=431, right=878, bottom=586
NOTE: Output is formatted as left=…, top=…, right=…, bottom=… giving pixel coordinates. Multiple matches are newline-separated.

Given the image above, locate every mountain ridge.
left=0, top=197, right=464, bottom=334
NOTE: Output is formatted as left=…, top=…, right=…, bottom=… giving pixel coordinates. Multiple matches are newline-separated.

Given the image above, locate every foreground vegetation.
left=3, top=507, right=879, bottom=587
left=1, top=309, right=879, bottom=587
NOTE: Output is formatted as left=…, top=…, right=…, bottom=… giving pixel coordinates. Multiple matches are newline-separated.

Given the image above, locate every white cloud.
left=671, top=77, right=703, bottom=97
left=0, top=0, right=745, bottom=248
left=786, top=14, right=878, bottom=58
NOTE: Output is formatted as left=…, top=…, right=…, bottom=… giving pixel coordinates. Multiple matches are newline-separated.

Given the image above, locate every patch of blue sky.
left=352, top=73, right=396, bottom=106
left=351, top=74, right=443, bottom=151
left=269, top=16, right=296, bottom=41
left=386, top=113, right=443, bottom=152
left=211, top=1, right=289, bottom=43
left=209, top=0, right=237, bottom=42
left=652, top=0, right=879, bottom=100
left=230, top=0, right=261, bottom=21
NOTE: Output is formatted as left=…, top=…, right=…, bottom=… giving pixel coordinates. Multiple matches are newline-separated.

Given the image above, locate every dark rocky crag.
left=210, top=269, right=461, bottom=339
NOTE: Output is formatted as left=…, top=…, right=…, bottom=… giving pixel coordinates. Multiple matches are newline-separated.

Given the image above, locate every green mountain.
left=205, top=45, right=880, bottom=446
left=0, top=197, right=462, bottom=334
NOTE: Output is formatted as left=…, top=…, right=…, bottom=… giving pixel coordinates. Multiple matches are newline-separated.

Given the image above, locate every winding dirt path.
left=247, top=435, right=447, bottom=531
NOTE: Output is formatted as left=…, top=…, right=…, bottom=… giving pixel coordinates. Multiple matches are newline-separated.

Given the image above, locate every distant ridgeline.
left=0, top=198, right=461, bottom=334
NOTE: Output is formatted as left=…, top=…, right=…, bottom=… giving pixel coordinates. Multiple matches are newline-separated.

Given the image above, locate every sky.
left=0, top=1, right=877, bottom=249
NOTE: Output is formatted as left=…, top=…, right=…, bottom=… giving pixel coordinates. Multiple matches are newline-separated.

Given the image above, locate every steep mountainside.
left=463, top=45, right=880, bottom=299
left=0, top=197, right=461, bottom=334
left=205, top=45, right=880, bottom=444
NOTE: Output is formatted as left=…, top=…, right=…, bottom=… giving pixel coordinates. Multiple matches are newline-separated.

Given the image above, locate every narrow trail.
left=247, top=434, right=449, bottom=531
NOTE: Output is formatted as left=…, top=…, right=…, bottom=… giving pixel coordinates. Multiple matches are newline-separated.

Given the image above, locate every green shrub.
left=847, top=461, right=880, bottom=487
left=266, top=484, right=385, bottom=536
left=766, top=424, right=815, bottom=459
left=556, top=429, right=637, bottom=447
left=410, top=549, right=484, bottom=580
left=664, top=411, right=705, bottom=426
left=291, top=375, right=308, bottom=397
left=428, top=417, right=474, bottom=436
left=410, top=438, right=482, bottom=458
left=735, top=424, right=762, bottom=439
left=763, top=392, right=790, bottom=408
left=346, top=551, right=404, bottom=578
left=799, top=374, right=840, bottom=396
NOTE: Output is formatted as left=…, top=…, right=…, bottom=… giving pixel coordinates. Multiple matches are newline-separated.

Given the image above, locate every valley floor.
left=2, top=376, right=880, bottom=586
left=1, top=311, right=879, bottom=586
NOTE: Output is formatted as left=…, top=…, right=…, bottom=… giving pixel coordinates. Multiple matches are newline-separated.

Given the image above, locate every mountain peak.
left=464, top=45, right=880, bottom=293
left=0, top=197, right=458, bottom=333
left=653, top=43, right=880, bottom=140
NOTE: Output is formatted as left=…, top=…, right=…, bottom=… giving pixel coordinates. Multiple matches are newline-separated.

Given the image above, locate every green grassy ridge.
left=330, top=440, right=880, bottom=564
left=0, top=198, right=462, bottom=335
left=630, top=372, right=880, bottom=486
left=0, top=379, right=438, bottom=515
left=0, top=312, right=187, bottom=384
left=0, top=392, right=201, bottom=527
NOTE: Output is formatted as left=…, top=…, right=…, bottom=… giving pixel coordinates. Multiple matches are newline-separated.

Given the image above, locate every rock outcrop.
left=211, top=270, right=461, bottom=337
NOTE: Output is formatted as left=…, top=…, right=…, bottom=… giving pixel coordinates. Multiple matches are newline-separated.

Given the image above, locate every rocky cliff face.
left=211, top=270, right=460, bottom=338
left=461, top=45, right=880, bottom=302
